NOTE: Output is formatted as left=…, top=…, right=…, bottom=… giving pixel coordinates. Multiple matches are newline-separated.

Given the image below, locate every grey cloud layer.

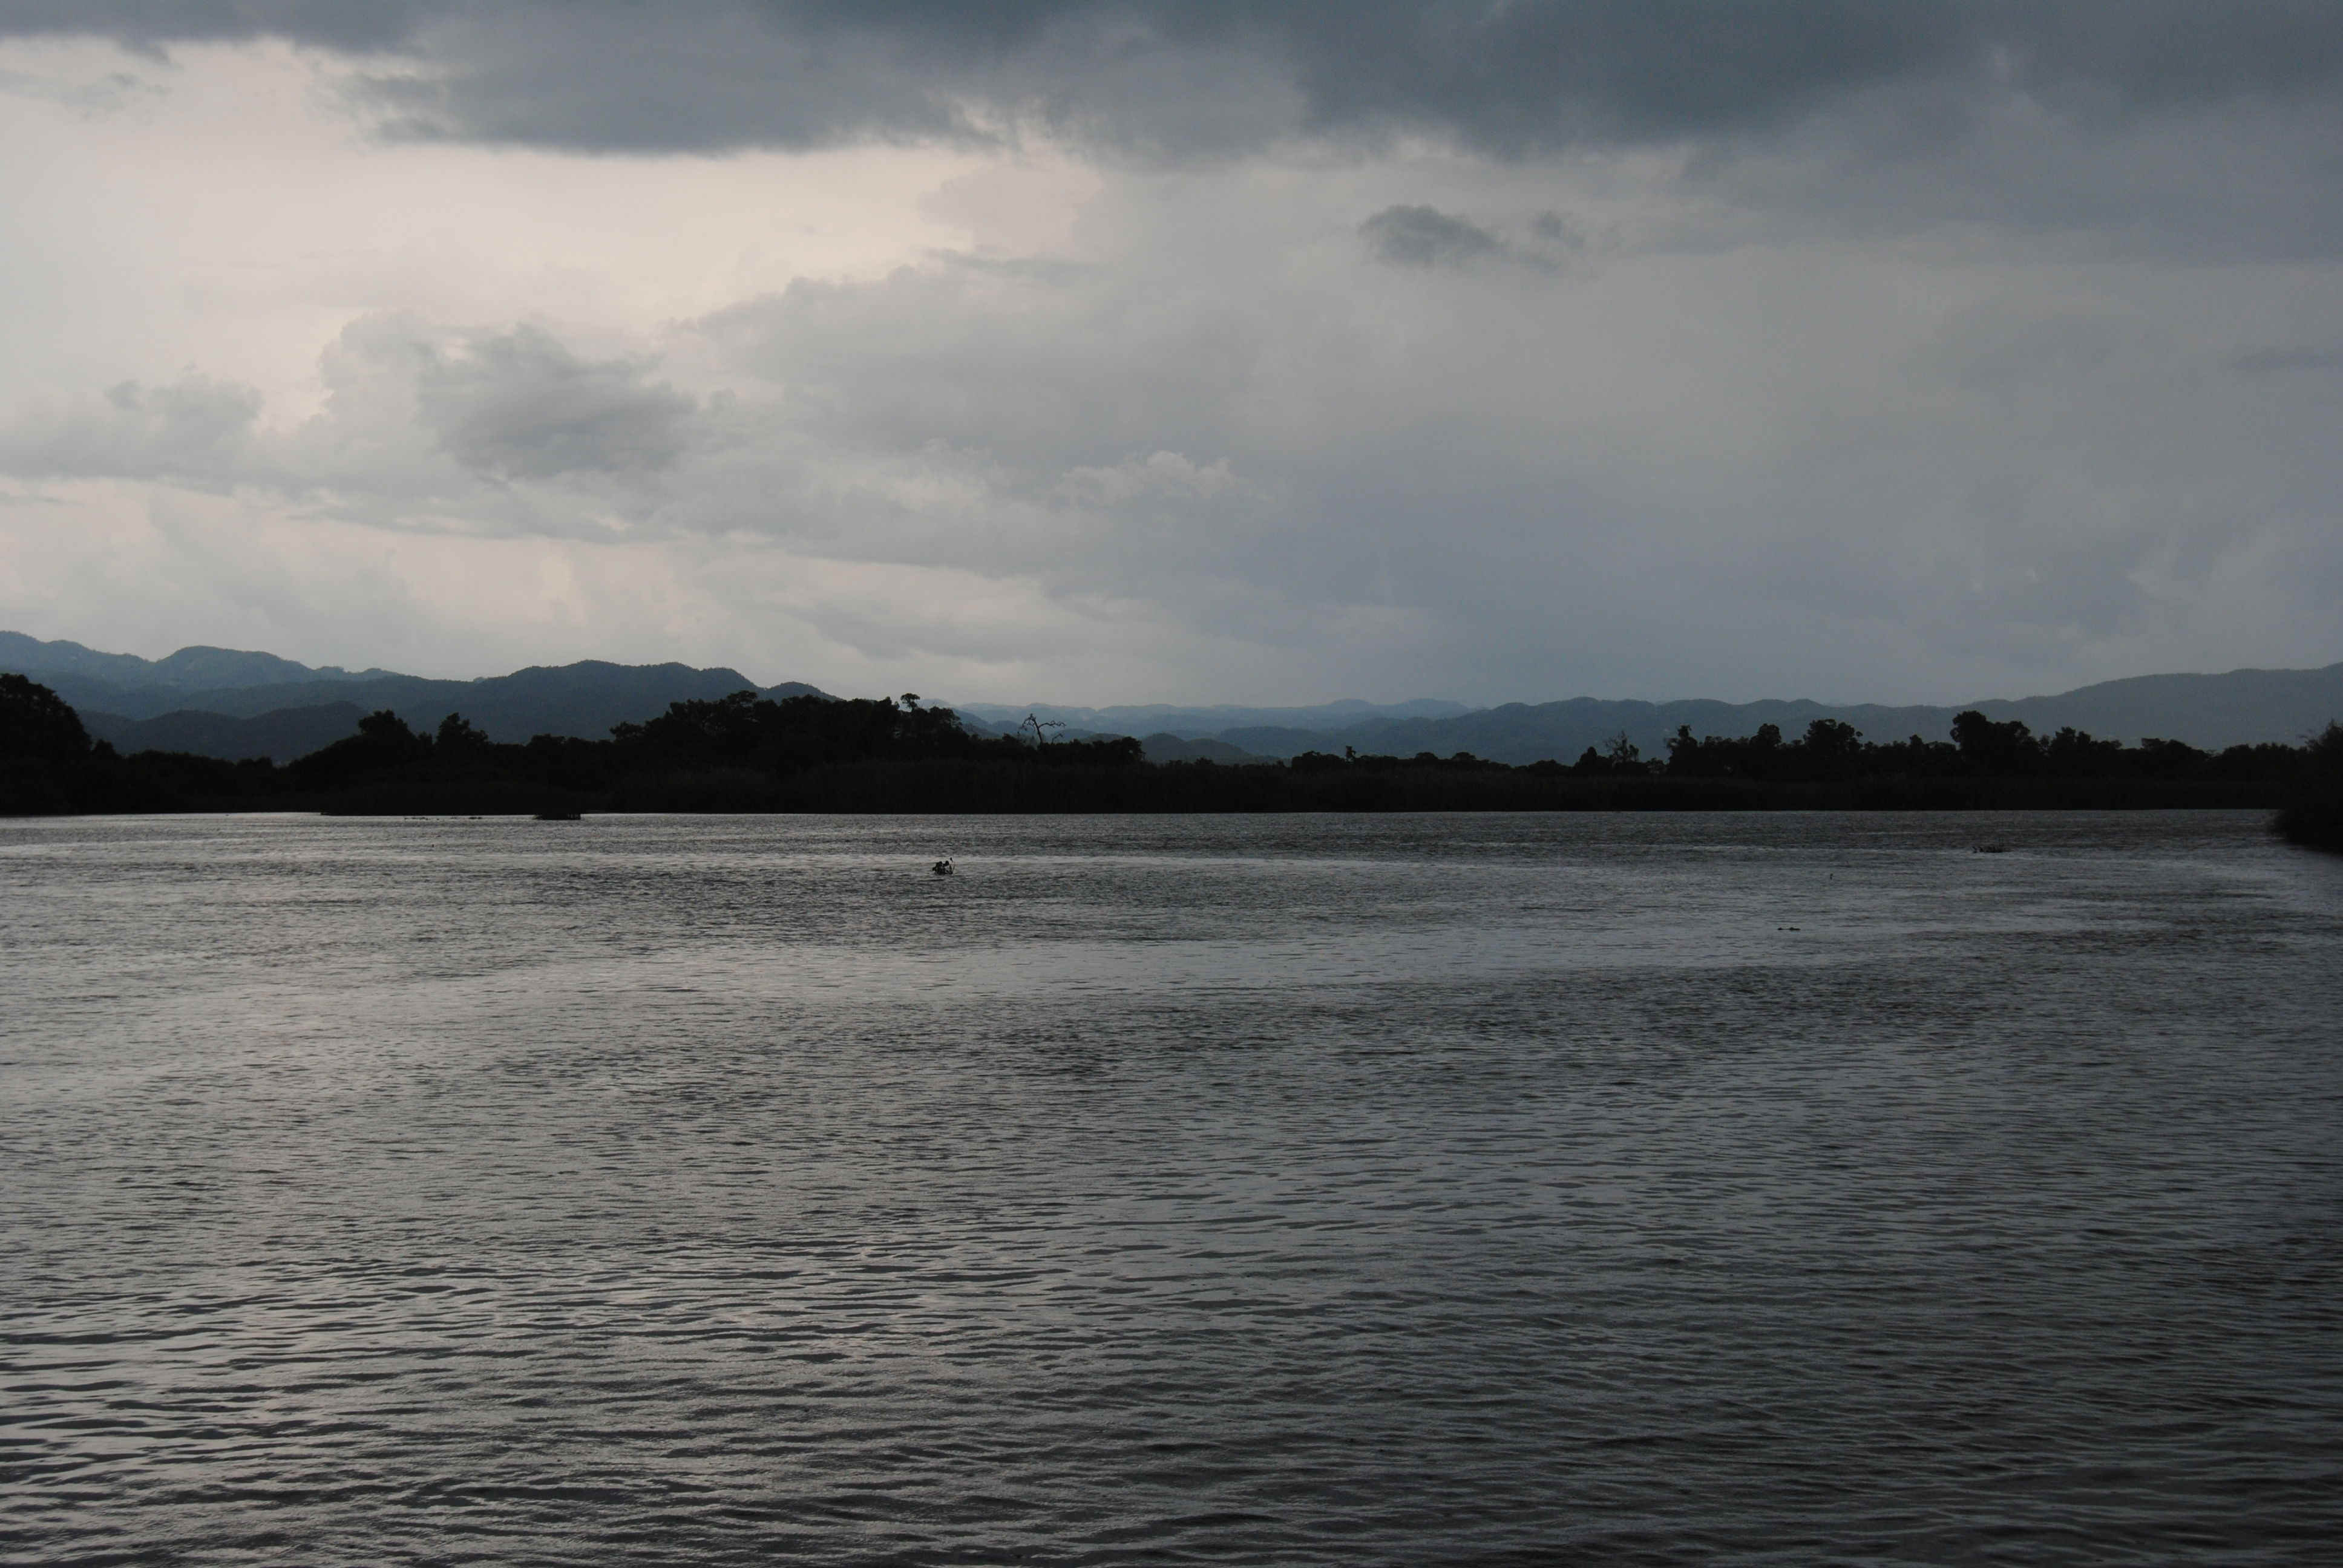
left=674, top=247, right=2343, bottom=694
left=12, top=1, right=2338, bottom=263
left=4, top=4, right=2339, bottom=697
left=0, top=321, right=697, bottom=524
left=9, top=1, right=2342, bottom=156
left=13, top=215, right=2335, bottom=697
left=0, top=376, right=260, bottom=483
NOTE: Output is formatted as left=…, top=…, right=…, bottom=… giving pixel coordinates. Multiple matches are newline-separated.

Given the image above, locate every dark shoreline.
left=6, top=764, right=2305, bottom=819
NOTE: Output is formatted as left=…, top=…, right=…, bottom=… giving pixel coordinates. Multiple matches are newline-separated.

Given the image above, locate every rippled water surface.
left=3, top=811, right=2339, bottom=1565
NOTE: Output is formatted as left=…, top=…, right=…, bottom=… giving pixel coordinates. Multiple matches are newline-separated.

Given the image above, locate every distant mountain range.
left=5, top=630, right=2339, bottom=766
left=971, top=666, right=2343, bottom=762
left=0, top=631, right=401, bottom=691
left=2, top=632, right=828, bottom=759
left=952, top=697, right=1472, bottom=735
left=1196, top=664, right=2343, bottom=764
left=1133, top=734, right=1280, bottom=765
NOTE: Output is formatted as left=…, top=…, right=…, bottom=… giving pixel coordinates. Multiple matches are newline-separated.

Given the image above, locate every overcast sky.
left=2, top=2, right=2339, bottom=704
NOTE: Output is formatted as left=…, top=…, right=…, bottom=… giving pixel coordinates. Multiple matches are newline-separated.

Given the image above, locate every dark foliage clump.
left=2, top=673, right=97, bottom=813
left=281, top=710, right=436, bottom=791
left=608, top=691, right=1140, bottom=777
left=1, top=671, right=89, bottom=761
left=2274, top=722, right=2343, bottom=853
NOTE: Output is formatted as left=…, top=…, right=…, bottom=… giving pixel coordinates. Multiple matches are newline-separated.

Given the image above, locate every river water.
left=2, top=811, right=2338, bottom=1565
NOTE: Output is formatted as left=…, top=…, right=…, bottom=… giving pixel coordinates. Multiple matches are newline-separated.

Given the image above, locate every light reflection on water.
left=2, top=811, right=2339, bottom=1564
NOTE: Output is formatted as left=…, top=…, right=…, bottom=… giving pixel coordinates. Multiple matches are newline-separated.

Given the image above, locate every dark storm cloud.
left=415, top=328, right=696, bottom=480
left=7, top=1, right=2342, bottom=157
left=1360, top=205, right=1501, bottom=268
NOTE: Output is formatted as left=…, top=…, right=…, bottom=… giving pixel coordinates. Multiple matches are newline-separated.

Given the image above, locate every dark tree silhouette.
left=1951, top=710, right=2043, bottom=773
left=1, top=672, right=91, bottom=762
left=436, top=713, right=492, bottom=754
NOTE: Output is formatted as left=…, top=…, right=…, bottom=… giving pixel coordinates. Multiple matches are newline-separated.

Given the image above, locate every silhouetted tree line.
left=2, top=671, right=2336, bottom=838
left=1, top=679, right=1142, bottom=815
left=1654, top=711, right=2311, bottom=785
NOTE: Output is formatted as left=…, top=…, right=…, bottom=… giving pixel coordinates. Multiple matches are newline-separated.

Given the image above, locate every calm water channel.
left=2, top=811, right=2339, bottom=1565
